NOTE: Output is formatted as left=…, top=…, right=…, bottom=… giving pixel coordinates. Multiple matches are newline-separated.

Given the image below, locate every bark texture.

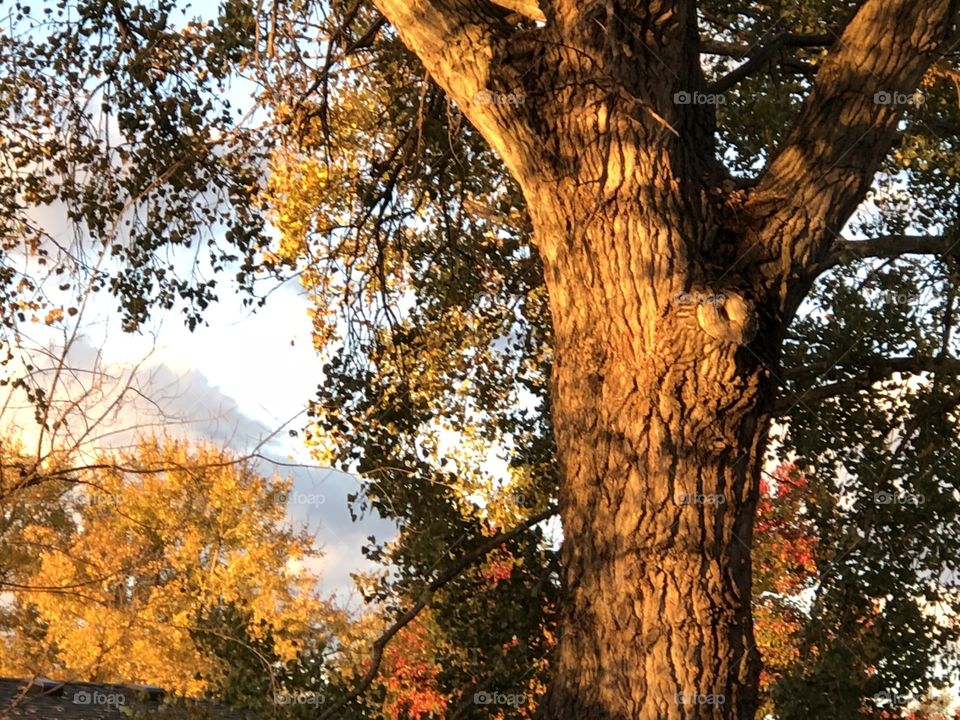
left=371, top=0, right=959, bottom=717
left=528, top=184, right=773, bottom=719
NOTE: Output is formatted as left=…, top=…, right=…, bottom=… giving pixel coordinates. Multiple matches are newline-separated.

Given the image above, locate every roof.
left=0, top=678, right=250, bottom=719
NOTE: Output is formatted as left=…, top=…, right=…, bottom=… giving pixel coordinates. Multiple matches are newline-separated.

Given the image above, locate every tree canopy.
left=0, top=436, right=332, bottom=698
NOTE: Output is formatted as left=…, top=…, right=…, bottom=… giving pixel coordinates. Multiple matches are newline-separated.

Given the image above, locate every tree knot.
left=693, top=290, right=758, bottom=346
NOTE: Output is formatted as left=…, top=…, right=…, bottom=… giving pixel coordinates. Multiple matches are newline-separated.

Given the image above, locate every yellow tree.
left=0, top=440, right=77, bottom=677
left=1, top=436, right=328, bottom=697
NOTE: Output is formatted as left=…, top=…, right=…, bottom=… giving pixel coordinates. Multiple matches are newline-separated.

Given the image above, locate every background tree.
left=0, top=436, right=331, bottom=698
left=189, top=598, right=335, bottom=718
left=0, top=439, right=76, bottom=677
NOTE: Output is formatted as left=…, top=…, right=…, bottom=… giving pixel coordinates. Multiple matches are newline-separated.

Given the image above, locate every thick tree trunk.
left=370, top=2, right=956, bottom=718
left=529, top=184, right=776, bottom=720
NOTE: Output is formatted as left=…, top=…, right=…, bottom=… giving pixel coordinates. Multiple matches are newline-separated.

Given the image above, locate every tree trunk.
left=369, top=2, right=956, bottom=718
left=529, top=182, right=777, bottom=720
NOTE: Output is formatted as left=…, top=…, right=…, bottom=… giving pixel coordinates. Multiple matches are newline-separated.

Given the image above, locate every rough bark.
left=526, top=179, right=774, bottom=719
left=371, top=0, right=959, bottom=717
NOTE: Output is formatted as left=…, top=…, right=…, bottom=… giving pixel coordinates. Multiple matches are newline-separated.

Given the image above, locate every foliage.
left=0, top=436, right=328, bottom=698
left=0, top=0, right=270, bottom=335
left=753, top=463, right=821, bottom=716
left=189, top=599, right=332, bottom=718
left=0, top=439, right=77, bottom=675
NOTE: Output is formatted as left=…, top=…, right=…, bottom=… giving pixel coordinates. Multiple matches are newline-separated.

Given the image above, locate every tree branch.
left=371, top=0, right=541, bottom=184
left=775, top=355, right=960, bottom=414
left=816, top=234, right=959, bottom=273
left=490, top=0, right=545, bottom=23
left=700, top=34, right=835, bottom=59
left=745, top=0, right=959, bottom=294
left=316, top=506, right=558, bottom=720
left=707, top=31, right=837, bottom=93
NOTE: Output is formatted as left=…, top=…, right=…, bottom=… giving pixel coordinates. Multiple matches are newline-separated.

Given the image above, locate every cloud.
left=264, top=460, right=396, bottom=601
left=0, top=334, right=395, bottom=601
left=131, top=354, right=398, bottom=602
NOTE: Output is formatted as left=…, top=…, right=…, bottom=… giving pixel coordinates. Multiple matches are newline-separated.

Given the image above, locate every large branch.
left=491, top=0, right=545, bottom=23
left=700, top=34, right=837, bottom=60
left=707, top=31, right=838, bottom=93
left=816, top=233, right=959, bottom=273
left=371, top=0, right=541, bottom=184
left=745, top=0, right=958, bottom=290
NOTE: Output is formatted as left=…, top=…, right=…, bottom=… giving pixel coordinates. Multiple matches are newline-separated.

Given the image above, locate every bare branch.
left=708, top=31, right=837, bottom=93
left=700, top=34, right=835, bottom=59
left=775, top=355, right=960, bottom=414
left=816, top=234, right=959, bottom=273
left=317, top=506, right=558, bottom=720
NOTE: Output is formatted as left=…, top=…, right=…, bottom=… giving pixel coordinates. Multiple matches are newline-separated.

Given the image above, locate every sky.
left=112, top=282, right=399, bottom=604
left=0, top=259, right=397, bottom=606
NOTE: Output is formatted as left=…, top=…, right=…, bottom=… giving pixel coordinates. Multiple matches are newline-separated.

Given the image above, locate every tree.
left=0, top=436, right=330, bottom=698
left=6, top=0, right=960, bottom=718
left=189, top=598, right=335, bottom=718
left=286, top=1, right=960, bottom=717
left=0, top=440, right=78, bottom=677
left=367, top=2, right=957, bottom=715
left=302, top=458, right=954, bottom=719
